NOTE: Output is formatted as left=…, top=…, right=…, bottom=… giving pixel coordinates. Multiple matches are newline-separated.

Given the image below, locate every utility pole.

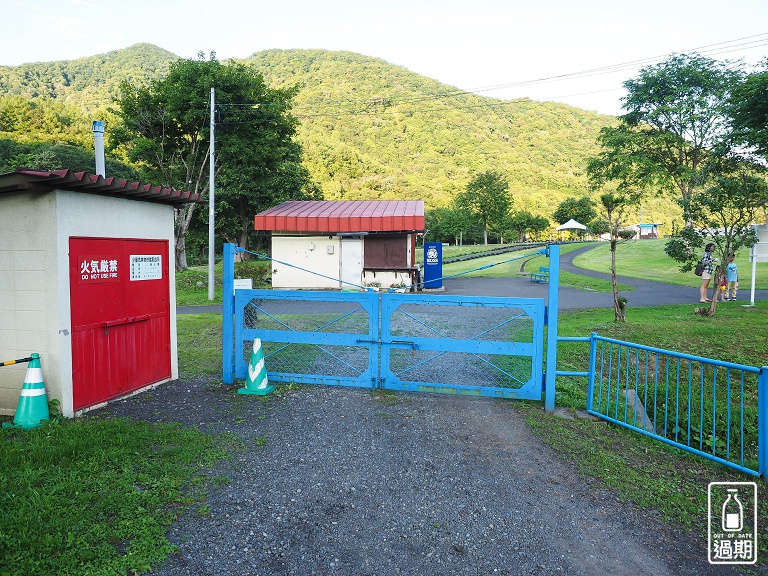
left=208, top=87, right=215, bottom=301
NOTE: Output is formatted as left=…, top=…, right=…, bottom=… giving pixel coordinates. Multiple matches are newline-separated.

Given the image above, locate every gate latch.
left=388, top=340, right=419, bottom=350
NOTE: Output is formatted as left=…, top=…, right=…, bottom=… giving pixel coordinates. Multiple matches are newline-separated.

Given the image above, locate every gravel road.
left=95, top=378, right=742, bottom=576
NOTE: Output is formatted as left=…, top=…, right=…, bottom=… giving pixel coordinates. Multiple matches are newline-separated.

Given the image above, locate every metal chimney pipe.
left=92, top=120, right=105, bottom=177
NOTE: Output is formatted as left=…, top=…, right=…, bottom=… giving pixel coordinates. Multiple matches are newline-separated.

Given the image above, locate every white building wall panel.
left=0, top=192, right=57, bottom=415
left=271, top=235, right=341, bottom=289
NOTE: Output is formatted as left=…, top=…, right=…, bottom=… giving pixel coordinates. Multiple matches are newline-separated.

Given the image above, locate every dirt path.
left=96, top=380, right=740, bottom=576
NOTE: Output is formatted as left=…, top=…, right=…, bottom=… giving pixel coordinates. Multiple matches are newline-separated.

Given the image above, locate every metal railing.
left=584, top=333, right=767, bottom=478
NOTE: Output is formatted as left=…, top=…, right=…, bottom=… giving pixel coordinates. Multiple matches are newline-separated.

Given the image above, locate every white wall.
left=0, top=189, right=178, bottom=418
left=0, top=191, right=58, bottom=415
left=271, top=235, right=341, bottom=289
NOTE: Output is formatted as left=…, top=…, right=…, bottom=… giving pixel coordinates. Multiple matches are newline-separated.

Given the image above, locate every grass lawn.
left=0, top=416, right=232, bottom=575
left=441, top=242, right=635, bottom=292
left=574, top=238, right=768, bottom=289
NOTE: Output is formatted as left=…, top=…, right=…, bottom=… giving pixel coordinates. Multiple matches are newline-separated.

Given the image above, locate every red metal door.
left=69, top=237, right=171, bottom=411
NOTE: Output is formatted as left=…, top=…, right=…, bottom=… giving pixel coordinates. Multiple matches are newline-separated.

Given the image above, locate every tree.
left=424, top=205, right=482, bottom=245
left=593, top=53, right=742, bottom=221
left=729, top=61, right=768, bottom=158
left=587, top=218, right=610, bottom=238
left=664, top=156, right=768, bottom=317
left=455, top=171, right=511, bottom=245
left=587, top=132, right=646, bottom=321
left=552, top=196, right=596, bottom=227
left=501, top=211, right=550, bottom=243
left=528, top=215, right=551, bottom=241
left=111, top=52, right=312, bottom=269
left=213, top=122, right=320, bottom=254
left=598, top=192, right=636, bottom=321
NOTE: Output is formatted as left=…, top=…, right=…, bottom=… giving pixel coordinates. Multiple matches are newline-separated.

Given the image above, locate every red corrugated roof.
left=255, top=200, right=425, bottom=233
left=0, top=169, right=200, bottom=206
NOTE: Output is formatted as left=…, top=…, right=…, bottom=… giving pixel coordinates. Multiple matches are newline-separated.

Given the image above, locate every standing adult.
left=699, top=243, right=718, bottom=302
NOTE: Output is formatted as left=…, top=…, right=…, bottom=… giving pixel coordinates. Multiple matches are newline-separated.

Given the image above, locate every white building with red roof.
left=254, top=200, right=425, bottom=290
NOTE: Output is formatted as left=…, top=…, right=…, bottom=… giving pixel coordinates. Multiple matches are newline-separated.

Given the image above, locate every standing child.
left=726, top=254, right=739, bottom=301
left=718, top=273, right=728, bottom=302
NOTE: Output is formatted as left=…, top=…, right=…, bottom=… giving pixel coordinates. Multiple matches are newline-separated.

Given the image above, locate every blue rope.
left=239, top=248, right=372, bottom=291
left=239, top=246, right=547, bottom=293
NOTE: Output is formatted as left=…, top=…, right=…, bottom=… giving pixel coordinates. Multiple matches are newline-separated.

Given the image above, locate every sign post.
left=423, top=242, right=443, bottom=290
left=748, top=224, right=768, bottom=307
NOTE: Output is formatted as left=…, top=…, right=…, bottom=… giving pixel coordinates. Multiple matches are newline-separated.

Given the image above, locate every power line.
left=286, top=33, right=768, bottom=115
left=209, top=33, right=767, bottom=120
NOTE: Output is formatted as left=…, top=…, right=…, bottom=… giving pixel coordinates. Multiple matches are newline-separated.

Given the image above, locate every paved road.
left=439, top=244, right=765, bottom=309
left=178, top=244, right=767, bottom=314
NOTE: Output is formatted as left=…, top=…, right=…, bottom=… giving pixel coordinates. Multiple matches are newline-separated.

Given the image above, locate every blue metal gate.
left=228, top=290, right=545, bottom=399
left=222, top=244, right=560, bottom=407
left=380, top=294, right=544, bottom=398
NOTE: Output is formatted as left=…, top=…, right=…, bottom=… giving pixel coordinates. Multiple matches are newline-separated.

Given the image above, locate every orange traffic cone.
left=10, top=353, right=49, bottom=429
left=238, top=338, right=275, bottom=396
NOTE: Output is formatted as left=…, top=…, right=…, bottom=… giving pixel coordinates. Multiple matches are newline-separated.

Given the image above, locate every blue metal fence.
left=221, top=243, right=560, bottom=408
left=585, top=333, right=768, bottom=478
left=227, top=290, right=546, bottom=400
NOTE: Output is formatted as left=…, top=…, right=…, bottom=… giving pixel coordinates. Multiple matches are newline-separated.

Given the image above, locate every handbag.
left=694, top=259, right=704, bottom=276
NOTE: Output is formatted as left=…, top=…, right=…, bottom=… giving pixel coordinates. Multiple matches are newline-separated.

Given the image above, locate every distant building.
left=254, top=200, right=425, bottom=290
left=632, top=223, right=662, bottom=239
left=597, top=223, right=663, bottom=241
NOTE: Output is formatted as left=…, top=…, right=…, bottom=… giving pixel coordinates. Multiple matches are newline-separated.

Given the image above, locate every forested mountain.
left=0, top=44, right=679, bottom=228
left=0, top=44, right=176, bottom=114
left=245, top=49, right=618, bottom=212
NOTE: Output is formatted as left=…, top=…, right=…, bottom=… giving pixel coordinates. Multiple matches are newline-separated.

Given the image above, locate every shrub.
left=234, top=260, right=271, bottom=286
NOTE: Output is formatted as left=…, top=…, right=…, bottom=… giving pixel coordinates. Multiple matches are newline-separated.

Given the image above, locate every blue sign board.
left=423, top=242, right=443, bottom=289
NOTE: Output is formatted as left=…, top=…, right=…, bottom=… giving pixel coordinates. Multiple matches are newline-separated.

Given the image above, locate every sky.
left=3, top=0, right=768, bottom=116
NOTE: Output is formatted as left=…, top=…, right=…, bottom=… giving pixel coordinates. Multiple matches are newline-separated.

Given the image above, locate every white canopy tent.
left=556, top=218, right=587, bottom=240
left=555, top=218, right=587, bottom=231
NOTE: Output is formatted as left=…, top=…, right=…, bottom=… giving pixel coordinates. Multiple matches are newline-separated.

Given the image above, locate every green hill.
left=244, top=49, right=619, bottom=212
left=0, top=44, right=680, bottom=228
left=0, top=44, right=177, bottom=114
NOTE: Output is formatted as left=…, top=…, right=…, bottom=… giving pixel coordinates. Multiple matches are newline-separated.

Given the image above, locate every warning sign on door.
left=130, top=255, right=162, bottom=281
left=79, top=257, right=119, bottom=283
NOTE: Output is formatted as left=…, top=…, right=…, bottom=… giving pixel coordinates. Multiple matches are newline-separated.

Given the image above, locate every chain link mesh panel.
left=241, top=296, right=372, bottom=380
left=389, top=303, right=534, bottom=342
left=235, top=292, right=543, bottom=397
left=386, top=302, right=535, bottom=390
left=244, top=298, right=370, bottom=334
